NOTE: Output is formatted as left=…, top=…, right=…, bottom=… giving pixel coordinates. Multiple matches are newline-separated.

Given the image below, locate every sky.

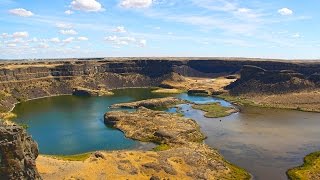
left=0, top=0, right=319, bottom=59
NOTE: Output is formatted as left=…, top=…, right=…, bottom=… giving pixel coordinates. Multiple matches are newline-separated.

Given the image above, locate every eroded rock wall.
left=0, top=124, right=41, bottom=180
left=0, top=58, right=319, bottom=111
left=227, top=65, right=319, bottom=95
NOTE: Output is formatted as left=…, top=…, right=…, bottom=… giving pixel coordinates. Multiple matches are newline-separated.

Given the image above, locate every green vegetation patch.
left=226, top=161, right=251, bottom=180
left=287, top=151, right=320, bottom=180
left=192, top=103, right=237, bottom=118
left=216, top=94, right=254, bottom=106
left=48, top=152, right=92, bottom=161
left=153, top=144, right=171, bottom=151
left=0, top=112, right=17, bottom=121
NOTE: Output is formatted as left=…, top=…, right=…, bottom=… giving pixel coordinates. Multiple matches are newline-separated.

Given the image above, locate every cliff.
left=227, top=65, right=319, bottom=95
left=0, top=123, right=41, bottom=180
left=0, top=58, right=319, bottom=111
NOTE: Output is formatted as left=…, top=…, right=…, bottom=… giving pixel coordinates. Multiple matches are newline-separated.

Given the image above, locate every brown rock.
left=0, top=124, right=41, bottom=180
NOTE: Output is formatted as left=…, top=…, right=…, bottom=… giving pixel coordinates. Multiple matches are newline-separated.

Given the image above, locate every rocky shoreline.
left=36, top=106, right=250, bottom=179
left=110, top=97, right=187, bottom=109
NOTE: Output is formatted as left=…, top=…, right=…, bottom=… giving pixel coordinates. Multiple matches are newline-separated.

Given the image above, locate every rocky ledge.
left=0, top=124, right=41, bottom=180
left=110, top=97, right=186, bottom=109
left=103, top=107, right=250, bottom=179
left=72, top=87, right=114, bottom=96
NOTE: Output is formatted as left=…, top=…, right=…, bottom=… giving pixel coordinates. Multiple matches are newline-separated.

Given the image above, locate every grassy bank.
left=151, top=88, right=185, bottom=94
left=45, top=152, right=92, bottom=161
left=216, top=93, right=320, bottom=113
left=287, top=151, right=320, bottom=180
left=192, top=102, right=237, bottom=118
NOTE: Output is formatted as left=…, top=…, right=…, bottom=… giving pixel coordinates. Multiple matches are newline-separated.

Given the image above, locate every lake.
left=13, top=88, right=320, bottom=180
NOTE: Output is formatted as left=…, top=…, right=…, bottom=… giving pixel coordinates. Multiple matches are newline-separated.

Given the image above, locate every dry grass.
left=162, top=76, right=237, bottom=92
left=247, top=90, right=320, bottom=112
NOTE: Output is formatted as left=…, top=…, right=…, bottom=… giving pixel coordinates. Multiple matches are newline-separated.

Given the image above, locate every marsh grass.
left=48, top=153, right=92, bottom=161
left=287, top=151, right=320, bottom=180
left=192, top=103, right=236, bottom=118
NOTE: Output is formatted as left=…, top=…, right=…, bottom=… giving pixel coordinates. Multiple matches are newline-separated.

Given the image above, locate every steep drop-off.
left=0, top=123, right=41, bottom=180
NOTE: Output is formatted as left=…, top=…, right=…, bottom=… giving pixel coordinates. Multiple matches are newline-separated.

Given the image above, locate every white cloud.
left=292, top=33, right=301, bottom=38
left=120, top=0, right=153, bottom=8
left=1, top=33, right=9, bottom=39
left=12, top=32, right=29, bottom=38
left=70, top=0, right=103, bottom=12
left=105, top=36, right=130, bottom=45
left=65, top=10, right=74, bottom=15
left=38, top=43, right=49, bottom=48
left=60, top=29, right=78, bottom=35
left=62, top=37, right=75, bottom=43
left=9, top=8, right=34, bottom=17
left=138, top=39, right=147, bottom=47
left=114, top=26, right=127, bottom=33
left=237, top=8, right=250, bottom=14
left=78, top=36, right=88, bottom=41
left=49, top=37, right=61, bottom=43
left=29, top=37, right=38, bottom=42
left=56, top=23, right=73, bottom=29
left=7, top=43, right=16, bottom=47
left=105, top=35, right=147, bottom=47
left=278, top=8, right=293, bottom=16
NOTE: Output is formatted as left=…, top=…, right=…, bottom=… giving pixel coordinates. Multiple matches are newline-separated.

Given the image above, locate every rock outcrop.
left=0, top=124, right=41, bottom=180
left=105, top=107, right=205, bottom=145
left=227, top=65, right=318, bottom=95
left=103, top=107, right=250, bottom=179
left=72, top=87, right=113, bottom=96
left=110, top=97, right=186, bottom=109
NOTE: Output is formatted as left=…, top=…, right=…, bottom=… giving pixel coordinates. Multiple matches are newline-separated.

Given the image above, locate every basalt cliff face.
left=0, top=123, right=41, bottom=180
left=0, top=58, right=319, bottom=112
left=227, top=65, right=320, bottom=95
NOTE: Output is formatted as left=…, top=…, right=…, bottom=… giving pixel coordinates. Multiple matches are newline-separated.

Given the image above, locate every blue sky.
left=0, top=0, right=319, bottom=59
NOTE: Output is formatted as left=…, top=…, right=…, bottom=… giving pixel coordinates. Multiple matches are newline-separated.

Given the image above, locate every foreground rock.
left=0, top=124, right=41, bottom=180
left=110, top=97, right=186, bottom=109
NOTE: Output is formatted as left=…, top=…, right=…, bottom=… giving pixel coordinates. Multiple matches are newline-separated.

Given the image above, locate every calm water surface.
left=13, top=88, right=320, bottom=180
left=13, top=88, right=169, bottom=155
left=175, top=104, right=320, bottom=180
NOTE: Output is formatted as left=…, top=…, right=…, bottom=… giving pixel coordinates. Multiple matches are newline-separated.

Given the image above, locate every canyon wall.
left=0, top=58, right=319, bottom=111
left=227, top=65, right=320, bottom=95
